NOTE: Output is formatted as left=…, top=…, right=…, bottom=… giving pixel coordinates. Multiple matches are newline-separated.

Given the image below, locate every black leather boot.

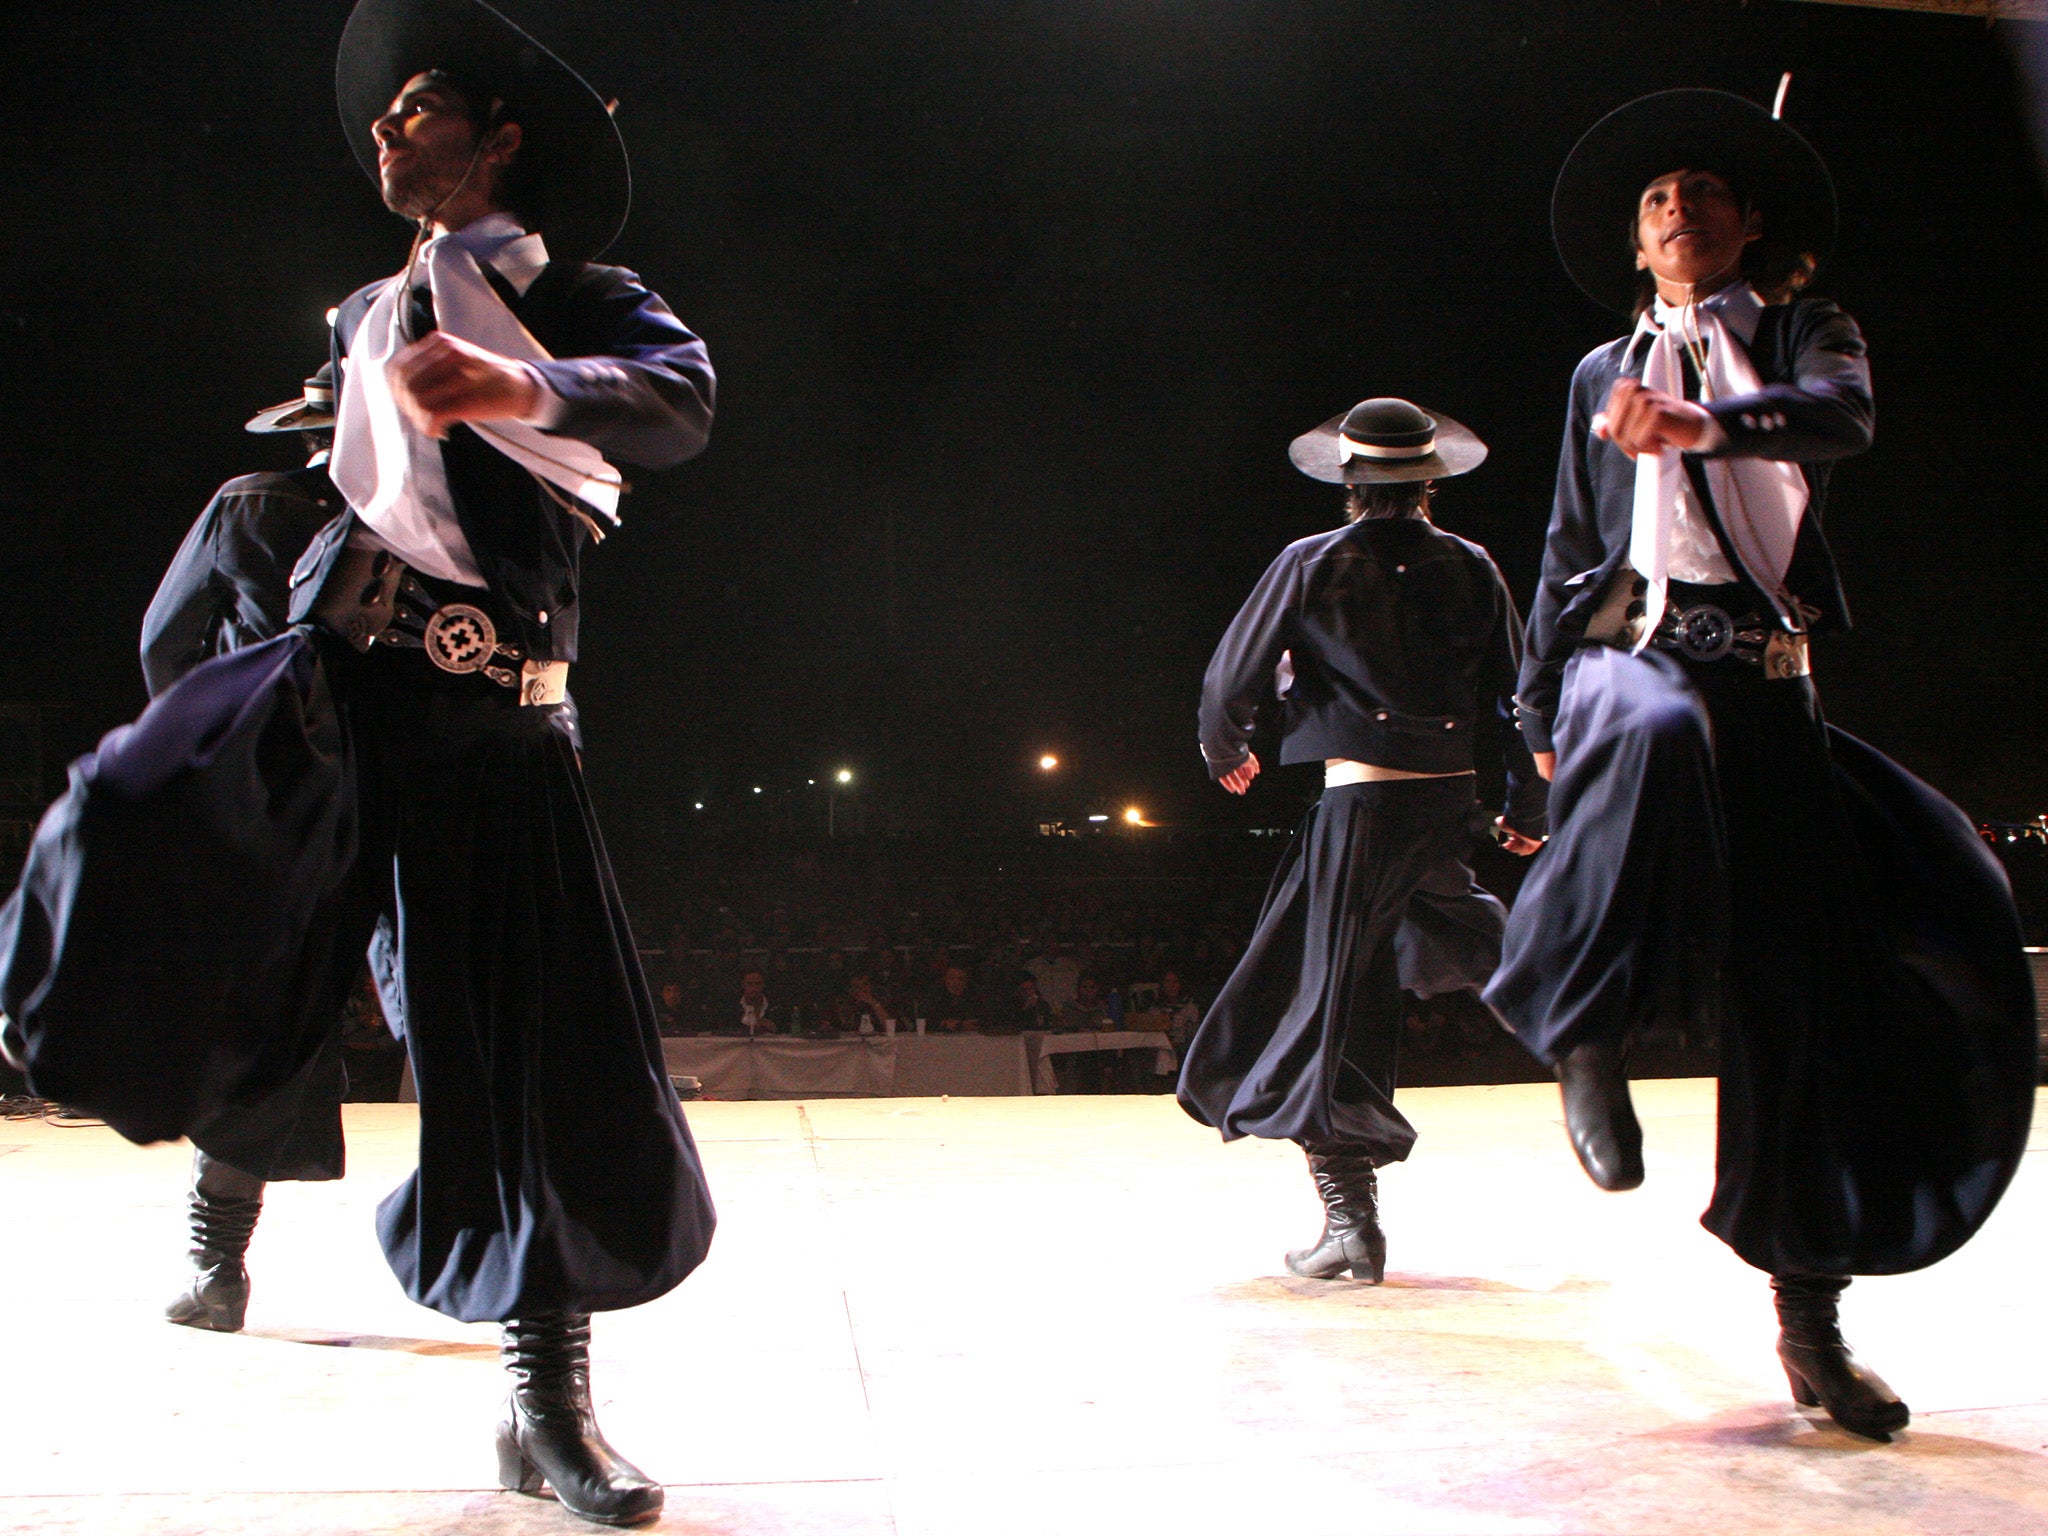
left=1284, top=1142, right=1387, bottom=1283
left=497, top=1313, right=664, bottom=1527
left=164, top=1152, right=265, bottom=1332
left=1773, top=1273, right=1910, bottom=1440
left=1555, top=1039, right=1643, bottom=1191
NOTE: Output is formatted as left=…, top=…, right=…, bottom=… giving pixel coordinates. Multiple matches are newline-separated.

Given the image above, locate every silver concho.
left=422, top=604, right=498, bottom=674
left=1671, top=604, right=1735, bottom=663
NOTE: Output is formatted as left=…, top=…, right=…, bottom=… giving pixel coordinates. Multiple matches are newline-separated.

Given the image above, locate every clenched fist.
left=1594, top=376, right=1712, bottom=459
left=388, top=330, right=541, bottom=439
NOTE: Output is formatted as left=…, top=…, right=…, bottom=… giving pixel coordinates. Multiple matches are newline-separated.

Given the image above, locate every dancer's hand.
left=389, top=331, right=542, bottom=439
left=1494, top=817, right=1545, bottom=857
left=1218, top=754, right=1260, bottom=794
left=1532, top=751, right=1556, bottom=782
left=1595, top=377, right=1712, bottom=458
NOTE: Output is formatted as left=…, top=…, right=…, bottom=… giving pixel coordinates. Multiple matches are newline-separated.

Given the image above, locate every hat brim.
left=336, top=0, right=630, bottom=262
left=1552, top=89, right=1835, bottom=315
left=245, top=400, right=337, bottom=434
left=1289, top=409, right=1487, bottom=485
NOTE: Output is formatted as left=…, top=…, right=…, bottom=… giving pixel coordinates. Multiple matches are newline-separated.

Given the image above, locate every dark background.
left=4, top=1, right=2045, bottom=891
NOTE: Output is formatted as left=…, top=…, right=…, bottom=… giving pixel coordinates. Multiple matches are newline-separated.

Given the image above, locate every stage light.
left=1038, top=753, right=1059, bottom=771
left=835, top=768, right=854, bottom=785
left=1088, top=814, right=1110, bottom=823
left=752, top=786, right=762, bottom=794
left=1123, top=806, right=1144, bottom=826
left=807, top=778, right=816, bottom=785
left=693, top=802, right=704, bottom=810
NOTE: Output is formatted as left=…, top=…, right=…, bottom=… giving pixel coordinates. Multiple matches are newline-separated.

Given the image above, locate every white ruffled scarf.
left=1624, top=284, right=1808, bottom=644
left=330, top=217, right=622, bottom=586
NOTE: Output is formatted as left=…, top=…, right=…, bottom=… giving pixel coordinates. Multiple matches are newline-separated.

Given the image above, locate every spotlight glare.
left=1038, top=753, right=1060, bottom=771
left=1123, top=806, right=1144, bottom=826
left=835, top=768, right=854, bottom=785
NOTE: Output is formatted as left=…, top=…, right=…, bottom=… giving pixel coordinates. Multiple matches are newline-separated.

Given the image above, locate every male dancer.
left=1180, top=397, right=1545, bottom=1282
left=141, top=367, right=343, bottom=696
left=143, top=365, right=384, bottom=1334
left=2, top=0, right=718, bottom=1522
left=1487, top=89, right=2034, bottom=1439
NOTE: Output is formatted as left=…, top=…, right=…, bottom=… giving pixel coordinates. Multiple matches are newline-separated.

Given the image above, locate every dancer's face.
left=1633, top=169, right=1760, bottom=298
left=371, top=72, right=521, bottom=224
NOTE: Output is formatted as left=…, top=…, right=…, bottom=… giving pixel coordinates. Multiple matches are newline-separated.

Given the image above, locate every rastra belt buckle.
left=422, top=604, right=498, bottom=674
left=1671, top=603, right=1736, bottom=663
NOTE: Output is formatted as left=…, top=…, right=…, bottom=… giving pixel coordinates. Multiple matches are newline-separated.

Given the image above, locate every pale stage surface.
left=4, top=1083, right=2048, bottom=1535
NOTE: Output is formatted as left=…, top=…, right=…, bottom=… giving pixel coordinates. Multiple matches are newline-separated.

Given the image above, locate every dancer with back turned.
left=1179, top=396, right=1546, bottom=1282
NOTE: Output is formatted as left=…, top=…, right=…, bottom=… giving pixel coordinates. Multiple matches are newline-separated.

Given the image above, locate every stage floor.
left=5, top=1083, right=2048, bottom=1535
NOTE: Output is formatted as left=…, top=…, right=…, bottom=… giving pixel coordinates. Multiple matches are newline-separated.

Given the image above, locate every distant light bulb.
left=693, top=802, right=704, bottom=810
left=1123, top=807, right=1144, bottom=825
left=1038, top=754, right=1059, bottom=771
left=752, top=786, right=762, bottom=794
left=835, top=769, right=854, bottom=785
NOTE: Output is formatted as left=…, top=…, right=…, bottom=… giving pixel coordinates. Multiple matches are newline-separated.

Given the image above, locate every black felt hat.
left=336, top=0, right=630, bottom=262
left=245, top=363, right=337, bottom=434
left=1552, top=88, right=1835, bottom=314
left=1289, top=398, right=1487, bottom=485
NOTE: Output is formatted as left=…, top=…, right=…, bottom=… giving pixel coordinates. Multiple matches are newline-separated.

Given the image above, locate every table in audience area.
left=661, top=1033, right=1036, bottom=1100
left=1023, top=1031, right=1179, bottom=1095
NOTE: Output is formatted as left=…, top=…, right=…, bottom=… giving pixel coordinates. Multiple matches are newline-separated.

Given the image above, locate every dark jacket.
left=1516, top=296, right=1873, bottom=753
left=287, top=259, right=715, bottom=664
left=1199, top=516, right=1547, bottom=833
left=142, top=464, right=342, bottom=697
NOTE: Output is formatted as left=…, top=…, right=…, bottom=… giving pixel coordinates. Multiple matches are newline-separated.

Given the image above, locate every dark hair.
left=1344, top=481, right=1433, bottom=522
left=418, top=68, right=546, bottom=230
left=1626, top=166, right=1815, bottom=317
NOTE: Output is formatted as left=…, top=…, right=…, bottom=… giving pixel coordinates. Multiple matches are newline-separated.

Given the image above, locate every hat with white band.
left=245, top=362, right=338, bottom=434
left=1288, top=397, right=1487, bottom=485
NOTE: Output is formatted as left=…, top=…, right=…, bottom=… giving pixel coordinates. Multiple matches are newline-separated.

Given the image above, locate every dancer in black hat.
left=144, top=363, right=399, bottom=1336
left=1179, top=398, right=1546, bottom=1283
left=1, top=0, right=717, bottom=1522
left=1486, top=87, right=2035, bottom=1440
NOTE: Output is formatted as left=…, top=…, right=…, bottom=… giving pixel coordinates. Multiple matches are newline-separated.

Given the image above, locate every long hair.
left=1344, top=481, right=1433, bottom=523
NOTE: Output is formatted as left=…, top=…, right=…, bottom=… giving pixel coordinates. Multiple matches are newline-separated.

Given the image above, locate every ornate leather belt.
left=1649, top=602, right=1810, bottom=680
left=310, top=547, right=569, bottom=705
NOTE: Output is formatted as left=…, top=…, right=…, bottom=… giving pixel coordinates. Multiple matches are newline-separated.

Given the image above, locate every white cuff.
left=518, top=365, right=574, bottom=430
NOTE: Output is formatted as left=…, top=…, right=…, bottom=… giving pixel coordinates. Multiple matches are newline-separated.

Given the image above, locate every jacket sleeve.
left=139, top=503, right=229, bottom=698
left=1515, top=354, right=1615, bottom=756
left=1486, top=560, right=1549, bottom=836
left=526, top=266, right=715, bottom=471
left=1700, top=299, right=1873, bottom=464
left=1198, top=546, right=1304, bottom=780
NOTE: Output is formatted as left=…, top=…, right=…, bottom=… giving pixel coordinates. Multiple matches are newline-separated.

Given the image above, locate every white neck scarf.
left=330, top=218, right=623, bottom=587
left=1625, top=285, right=1808, bottom=644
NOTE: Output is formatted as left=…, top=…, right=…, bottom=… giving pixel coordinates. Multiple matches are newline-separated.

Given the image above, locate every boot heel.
left=1783, top=1363, right=1819, bottom=1408
left=495, top=1425, right=543, bottom=1495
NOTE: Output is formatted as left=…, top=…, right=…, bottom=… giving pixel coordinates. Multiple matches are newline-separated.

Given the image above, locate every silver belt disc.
left=422, top=604, right=498, bottom=674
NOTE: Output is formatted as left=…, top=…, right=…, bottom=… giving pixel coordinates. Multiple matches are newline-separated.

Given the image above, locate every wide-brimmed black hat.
left=1552, top=89, right=1836, bottom=314
left=336, top=0, right=630, bottom=262
left=245, top=363, right=338, bottom=434
left=1289, top=398, right=1487, bottom=485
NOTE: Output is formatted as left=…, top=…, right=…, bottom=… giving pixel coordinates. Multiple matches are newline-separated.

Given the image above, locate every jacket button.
left=1741, top=414, right=1758, bottom=430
